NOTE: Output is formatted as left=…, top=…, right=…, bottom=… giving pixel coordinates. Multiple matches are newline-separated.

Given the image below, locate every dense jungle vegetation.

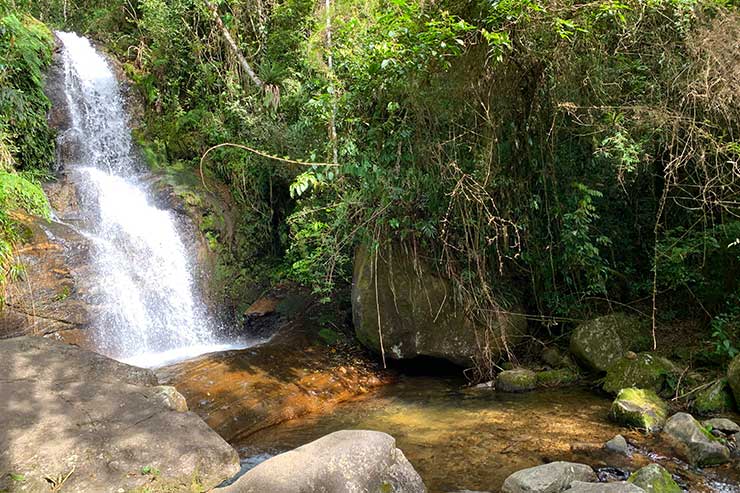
left=1, top=0, right=739, bottom=364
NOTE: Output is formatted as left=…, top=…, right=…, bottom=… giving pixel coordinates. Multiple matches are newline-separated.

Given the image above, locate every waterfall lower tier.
left=54, top=32, right=248, bottom=367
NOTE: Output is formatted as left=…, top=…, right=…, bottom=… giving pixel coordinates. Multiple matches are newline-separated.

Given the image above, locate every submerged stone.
left=628, top=464, right=681, bottom=493
left=692, top=379, right=735, bottom=416
left=609, top=388, right=668, bottom=432
left=501, top=461, right=596, bottom=493
left=216, top=430, right=425, bottom=493
left=663, top=412, right=730, bottom=466
left=569, top=314, right=651, bottom=372
left=602, top=353, right=680, bottom=395
left=536, top=368, right=579, bottom=388
left=497, top=369, right=537, bottom=392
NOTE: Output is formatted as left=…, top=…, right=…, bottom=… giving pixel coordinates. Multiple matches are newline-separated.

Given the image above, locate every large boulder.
left=602, top=353, right=680, bottom=395
left=564, top=482, right=645, bottom=493
left=663, top=412, right=730, bottom=466
left=628, top=464, right=681, bottom=493
left=501, top=461, right=596, bottom=493
left=609, top=388, right=668, bottom=432
left=0, top=337, right=240, bottom=492
left=216, top=430, right=425, bottom=493
left=352, top=243, right=526, bottom=366
left=0, top=213, right=98, bottom=344
left=727, top=354, right=740, bottom=404
left=692, top=379, right=735, bottom=416
left=569, top=314, right=651, bottom=372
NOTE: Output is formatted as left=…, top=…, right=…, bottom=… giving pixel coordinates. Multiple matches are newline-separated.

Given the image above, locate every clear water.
left=55, top=32, right=245, bottom=367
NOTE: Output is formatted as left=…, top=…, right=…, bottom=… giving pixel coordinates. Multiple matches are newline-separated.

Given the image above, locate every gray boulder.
left=501, top=461, right=596, bottom=493
left=0, top=337, right=239, bottom=492
left=352, top=243, right=526, bottom=366
left=628, top=464, right=681, bottom=493
left=217, top=430, right=425, bottom=493
left=702, top=417, right=740, bottom=434
left=569, top=314, right=650, bottom=372
left=497, top=369, right=537, bottom=392
left=564, top=482, right=645, bottom=493
left=605, top=434, right=629, bottom=455
left=663, top=412, right=730, bottom=466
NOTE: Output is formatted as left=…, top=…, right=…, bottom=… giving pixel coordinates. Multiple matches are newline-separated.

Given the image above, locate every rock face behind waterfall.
left=0, top=212, right=96, bottom=345
left=0, top=337, right=240, bottom=492
left=352, top=243, right=527, bottom=366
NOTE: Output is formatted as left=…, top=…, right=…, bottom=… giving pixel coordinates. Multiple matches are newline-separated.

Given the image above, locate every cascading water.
left=55, top=32, right=246, bottom=367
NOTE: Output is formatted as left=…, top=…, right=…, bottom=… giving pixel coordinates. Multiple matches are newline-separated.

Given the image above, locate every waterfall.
left=55, top=32, right=244, bottom=367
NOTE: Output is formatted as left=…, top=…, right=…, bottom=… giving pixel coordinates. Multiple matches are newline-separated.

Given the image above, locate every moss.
left=692, top=379, right=735, bottom=415
left=603, top=353, right=680, bottom=396
left=497, top=369, right=537, bottom=392
left=628, top=464, right=681, bottom=493
left=609, top=388, right=668, bottom=432
left=535, top=368, right=579, bottom=388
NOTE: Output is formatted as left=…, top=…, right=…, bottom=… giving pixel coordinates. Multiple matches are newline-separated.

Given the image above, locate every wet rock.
left=215, top=430, right=425, bottom=493
left=569, top=314, right=651, bottom=372
left=602, top=353, right=680, bottom=395
left=702, top=417, right=740, bottom=434
left=609, top=388, right=668, bottom=432
left=352, top=243, right=527, bottom=366
left=692, top=379, right=735, bottom=416
left=154, top=385, right=189, bottom=412
left=663, top=412, right=730, bottom=466
left=564, top=481, right=645, bottom=493
left=501, top=461, right=596, bottom=493
left=0, top=212, right=98, bottom=344
left=628, top=464, right=681, bottom=493
left=605, top=434, right=629, bottom=455
left=497, top=369, right=537, bottom=392
left=727, top=354, right=740, bottom=405
left=536, top=368, right=579, bottom=388
left=0, top=337, right=239, bottom=492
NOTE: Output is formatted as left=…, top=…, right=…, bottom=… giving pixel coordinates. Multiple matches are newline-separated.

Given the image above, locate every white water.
left=56, top=32, right=246, bottom=367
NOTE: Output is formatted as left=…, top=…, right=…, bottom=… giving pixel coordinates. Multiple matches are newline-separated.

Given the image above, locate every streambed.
left=233, top=377, right=740, bottom=493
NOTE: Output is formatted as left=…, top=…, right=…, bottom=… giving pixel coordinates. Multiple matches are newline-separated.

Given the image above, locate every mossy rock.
left=692, top=379, right=735, bottom=416
left=570, top=313, right=651, bottom=373
left=497, top=369, right=537, bottom=392
left=535, top=368, right=579, bottom=388
left=628, top=464, right=681, bottom=493
left=603, top=353, right=680, bottom=396
left=727, top=354, right=740, bottom=406
left=663, top=412, right=730, bottom=466
left=609, top=388, right=668, bottom=432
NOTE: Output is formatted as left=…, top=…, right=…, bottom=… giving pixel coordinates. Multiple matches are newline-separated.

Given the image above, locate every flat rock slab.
left=0, top=337, right=239, bottom=492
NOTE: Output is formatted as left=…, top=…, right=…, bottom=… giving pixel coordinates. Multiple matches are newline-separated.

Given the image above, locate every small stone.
left=628, top=464, right=681, bottom=493
left=609, top=388, right=668, bottom=432
left=625, top=351, right=637, bottom=360
left=474, top=380, right=494, bottom=389
left=501, top=461, right=596, bottom=493
left=605, top=434, right=629, bottom=455
left=663, top=412, right=730, bottom=466
left=497, top=369, right=537, bottom=392
left=542, top=347, right=564, bottom=368
left=702, top=418, right=740, bottom=434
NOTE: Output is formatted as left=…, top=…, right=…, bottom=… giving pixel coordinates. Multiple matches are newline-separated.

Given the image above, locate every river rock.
left=692, top=379, right=735, bottom=415
left=564, top=481, right=645, bottom=493
left=497, top=369, right=537, bottom=392
left=536, top=368, right=579, bottom=387
left=216, top=430, right=425, bottom=493
left=605, top=434, right=629, bottom=455
left=602, top=353, right=680, bottom=395
left=702, top=417, right=740, bottom=434
left=0, top=337, right=239, bottom=492
left=609, top=388, right=668, bottom=432
left=501, top=461, right=596, bottom=493
left=0, top=212, right=98, bottom=344
left=569, top=314, right=651, bottom=372
left=628, top=464, right=681, bottom=493
left=352, top=243, right=527, bottom=366
left=727, top=354, right=740, bottom=405
left=663, top=412, right=730, bottom=466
